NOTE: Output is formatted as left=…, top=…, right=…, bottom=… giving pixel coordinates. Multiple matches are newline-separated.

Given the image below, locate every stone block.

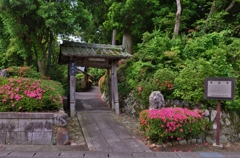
left=6, top=132, right=32, bottom=144
left=211, top=110, right=217, bottom=121
left=44, top=120, right=53, bottom=131
left=220, top=135, right=228, bottom=143
left=206, top=136, right=214, bottom=144
left=32, top=131, right=52, bottom=144
left=190, top=139, right=196, bottom=144
left=0, top=133, right=6, bottom=144
left=33, top=120, right=44, bottom=131
left=19, top=119, right=34, bottom=132
left=204, top=109, right=210, bottom=117
left=6, top=131, right=17, bottom=144
left=0, top=112, right=53, bottom=119
left=213, top=143, right=223, bottom=149
left=179, top=139, right=187, bottom=145
left=0, top=119, right=5, bottom=132
left=197, top=138, right=203, bottom=143
left=225, top=118, right=231, bottom=125
left=2, top=119, right=19, bottom=132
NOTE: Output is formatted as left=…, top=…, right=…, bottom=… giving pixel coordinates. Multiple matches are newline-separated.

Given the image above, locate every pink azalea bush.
left=0, top=77, right=64, bottom=112
left=140, top=108, right=211, bottom=144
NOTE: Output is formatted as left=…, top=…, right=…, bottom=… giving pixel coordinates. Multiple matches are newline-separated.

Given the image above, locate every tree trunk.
left=38, top=60, right=45, bottom=76
left=47, top=31, right=53, bottom=72
left=111, top=29, right=117, bottom=45
left=173, top=0, right=182, bottom=38
left=122, top=28, right=133, bottom=54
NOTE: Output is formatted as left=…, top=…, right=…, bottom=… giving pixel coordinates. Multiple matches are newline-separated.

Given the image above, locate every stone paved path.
left=73, top=86, right=151, bottom=152
left=77, top=110, right=151, bottom=152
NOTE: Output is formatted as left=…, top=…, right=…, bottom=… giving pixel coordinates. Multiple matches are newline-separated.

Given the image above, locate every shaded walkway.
left=75, top=86, right=151, bottom=152
left=76, top=86, right=110, bottom=111
left=77, top=111, right=151, bottom=152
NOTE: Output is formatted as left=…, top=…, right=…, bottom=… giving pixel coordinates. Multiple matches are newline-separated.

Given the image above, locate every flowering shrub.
left=0, top=77, right=64, bottom=112
left=140, top=108, right=211, bottom=144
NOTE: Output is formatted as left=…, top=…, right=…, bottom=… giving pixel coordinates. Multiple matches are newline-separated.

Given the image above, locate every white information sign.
left=207, top=81, right=232, bottom=98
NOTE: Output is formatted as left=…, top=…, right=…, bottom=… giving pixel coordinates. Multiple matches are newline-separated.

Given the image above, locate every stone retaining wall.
left=0, top=112, right=67, bottom=145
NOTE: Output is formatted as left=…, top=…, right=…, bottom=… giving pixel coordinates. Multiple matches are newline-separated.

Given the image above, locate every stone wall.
left=0, top=112, right=67, bottom=145
left=203, top=109, right=240, bottom=143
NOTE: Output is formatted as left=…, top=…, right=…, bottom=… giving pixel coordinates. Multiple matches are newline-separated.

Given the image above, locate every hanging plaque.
left=69, top=61, right=76, bottom=76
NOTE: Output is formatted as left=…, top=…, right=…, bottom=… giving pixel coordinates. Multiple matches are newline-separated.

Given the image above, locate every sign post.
left=204, top=77, right=235, bottom=147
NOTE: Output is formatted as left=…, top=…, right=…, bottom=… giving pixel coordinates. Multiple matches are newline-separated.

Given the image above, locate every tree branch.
left=203, top=0, right=216, bottom=33
left=225, top=0, right=236, bottom=12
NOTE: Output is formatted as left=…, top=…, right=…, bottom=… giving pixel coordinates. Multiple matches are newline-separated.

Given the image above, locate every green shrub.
left=139, top=108, right=211, bottom=144
left=76, top=73, right=84, bottom=92
left=0, top=77, right=64, bottom=112
left=6, top=66, right=43, bottom=79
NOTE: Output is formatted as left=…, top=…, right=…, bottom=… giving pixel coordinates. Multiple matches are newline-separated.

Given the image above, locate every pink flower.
left=9, top=78, right=13, bottom=82
left=12, top=104, right=14, bottom=107
left=138, top=86, right=142, bottom=91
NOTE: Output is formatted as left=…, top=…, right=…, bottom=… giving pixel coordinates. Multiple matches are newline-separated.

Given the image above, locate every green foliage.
left=117, top=29, right=240, bottom=112
left=0, top=0, right=92, bottom=75
left=153, top=68, right=176, bottom=99
left=0, top=77, right=64, bottom=112
left=88, top=68, right=105, bottom=86
left=45, top=65, right=69, bottom=95
left=76, top=73, right=84, bottom=92
left=104, top=0, right=160, bottom=43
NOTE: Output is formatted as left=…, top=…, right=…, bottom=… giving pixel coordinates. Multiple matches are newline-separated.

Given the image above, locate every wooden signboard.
left=204, top=77, right=235, bottom=147
left=204, top=77, right=235, bottom=100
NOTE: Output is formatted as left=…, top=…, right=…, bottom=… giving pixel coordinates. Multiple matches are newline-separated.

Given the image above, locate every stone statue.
left=0, top=69, right=8, bottom=77
left=149, top=91, right=165, bottom=110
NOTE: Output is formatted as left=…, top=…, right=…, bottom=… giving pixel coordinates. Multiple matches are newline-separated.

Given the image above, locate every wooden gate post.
left=107, top=69, right=112, bottom=108
left=69, top=60, right=76, bottom=117
left=111, top=61, right=119, bottom=115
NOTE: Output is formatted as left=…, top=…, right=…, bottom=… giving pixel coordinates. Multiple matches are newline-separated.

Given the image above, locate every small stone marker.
left=56, top=127, right=70, bottom=145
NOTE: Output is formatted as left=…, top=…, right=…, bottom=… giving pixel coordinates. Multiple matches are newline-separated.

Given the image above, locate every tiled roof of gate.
left=60, top=41, right=132, bottom=59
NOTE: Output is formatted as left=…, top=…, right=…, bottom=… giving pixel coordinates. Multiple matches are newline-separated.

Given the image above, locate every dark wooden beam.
left=69, top=60, right=76, bottom=117
left=111, top=60, right=119, bottom=115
